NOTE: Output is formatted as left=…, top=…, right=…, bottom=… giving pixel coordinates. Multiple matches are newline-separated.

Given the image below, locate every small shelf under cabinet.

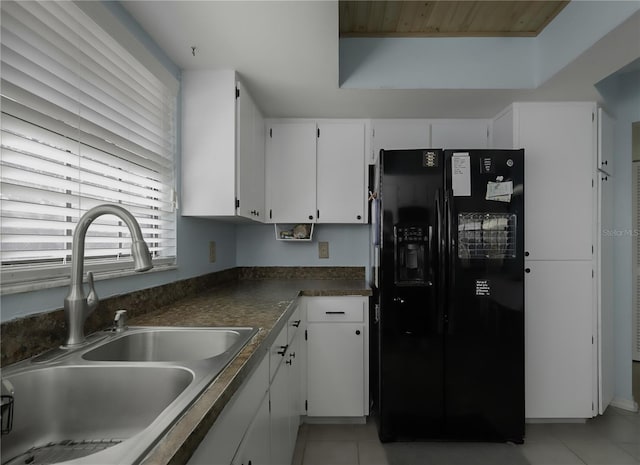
left=274, top=224, right=314, bottom=242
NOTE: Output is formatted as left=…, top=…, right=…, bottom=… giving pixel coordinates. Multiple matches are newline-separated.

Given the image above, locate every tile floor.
left=292, top=406, right=640, bottom=465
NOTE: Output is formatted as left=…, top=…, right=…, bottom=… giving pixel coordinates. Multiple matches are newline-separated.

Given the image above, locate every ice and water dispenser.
left=393, top=225, right=431, bottom=286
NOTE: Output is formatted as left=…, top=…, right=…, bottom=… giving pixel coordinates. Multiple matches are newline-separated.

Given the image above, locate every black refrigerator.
left=373, top=148, right=525, bottom=444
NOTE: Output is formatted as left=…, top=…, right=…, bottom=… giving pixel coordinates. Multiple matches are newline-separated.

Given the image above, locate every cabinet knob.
left=355, top=330, right=361, bottom=335
left=357, top=215, right=362, bottom=220
left=308, top=215, right=314, bottom=220
left=524, top=251, right=529, bottom=257
left=285, top=359, right=292, bottom=365
left=525, top=268, right=531, bottom=273
left=289, top=352, right=296, bottom=359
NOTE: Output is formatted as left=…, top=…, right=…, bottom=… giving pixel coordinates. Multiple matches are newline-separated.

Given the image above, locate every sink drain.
left=5, top=439, right=122, bottom=465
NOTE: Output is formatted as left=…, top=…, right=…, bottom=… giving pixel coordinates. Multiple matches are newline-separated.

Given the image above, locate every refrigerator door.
left=443, top=149, right=525, bottom=443
left=377, top=149, right=445, bottom=441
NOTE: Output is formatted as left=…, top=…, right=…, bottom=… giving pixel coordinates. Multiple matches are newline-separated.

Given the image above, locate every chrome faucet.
left=63, top=204, right=153, bottom=347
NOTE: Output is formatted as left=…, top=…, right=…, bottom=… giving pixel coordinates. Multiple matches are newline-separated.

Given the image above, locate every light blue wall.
left=236, top=224, right=370, bottom=271
left=534, top=1, right=640, bottom=85
left=0, top=2, right=237, bottom=323
left=340, top=37, right=535, bottom=89
left=596, top=65, right=640, bottom=407
left=339, top=1, right=640, bottom=90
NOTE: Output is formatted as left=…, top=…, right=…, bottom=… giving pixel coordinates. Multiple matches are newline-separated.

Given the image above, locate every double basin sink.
left=0, top=326, right=259, bottom=465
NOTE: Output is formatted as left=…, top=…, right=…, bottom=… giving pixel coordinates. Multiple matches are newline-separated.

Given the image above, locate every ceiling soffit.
left=339, top=1, right=569, bottom=38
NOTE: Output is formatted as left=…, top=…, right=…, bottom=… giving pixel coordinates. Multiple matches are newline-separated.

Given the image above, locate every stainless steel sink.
left=1, top=326, right=259, bottom=465
left=83, top=327, right=255, bottom=362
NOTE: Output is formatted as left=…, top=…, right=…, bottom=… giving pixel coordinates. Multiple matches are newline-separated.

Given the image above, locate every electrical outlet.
left=318, top=241, right=329, bottom=259
left=209, top=241, right=216, bottom=263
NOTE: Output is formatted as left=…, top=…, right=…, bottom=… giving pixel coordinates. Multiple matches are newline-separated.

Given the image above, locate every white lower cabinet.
left=307, top=322, right=365, bottom=417
left=524, top=260, right=595, bottom=418
left=188, top=296, right=371, bottom=465
left=231, top=392, right=270, bottom=465
left=270, top=353, right=294, bottom=465
left=304, top=296, right=369, bottom=418
left=270, top=307, right=302, bottom=465
left=188, top=355, right=269, bottom=465
left=189, top=306, right=302, bottom=465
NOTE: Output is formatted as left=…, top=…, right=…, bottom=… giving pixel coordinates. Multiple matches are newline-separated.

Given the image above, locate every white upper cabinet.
left=181, top=70, right=265, bottom=221
left=493, top=102, right=596, bottom=261
left=316, top=122, right=366, bottom=223
left=372, top=119, right=430, bottom=163
left=182, top=69, right=236, bottom=217
left=430, top=119, right=490, bottom=149
left=265, top=120, right=367, bottom=224
left=236, top=82, right=266, bottom=221
left=265, top=122, right=317, bottom=223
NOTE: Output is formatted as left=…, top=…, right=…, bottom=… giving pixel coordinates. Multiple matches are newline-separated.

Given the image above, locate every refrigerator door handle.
left=436, top=189, right=445, bottom=334
left=445, top=188, right=456, bottom=335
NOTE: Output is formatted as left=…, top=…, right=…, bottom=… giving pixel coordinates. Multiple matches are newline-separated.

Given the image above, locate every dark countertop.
left=133, top=279, right=371, bottom=465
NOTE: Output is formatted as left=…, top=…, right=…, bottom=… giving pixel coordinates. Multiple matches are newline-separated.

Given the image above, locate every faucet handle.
left=86, top=271, right=99, bottom=312
left=114, top=310, right=128, bottom=332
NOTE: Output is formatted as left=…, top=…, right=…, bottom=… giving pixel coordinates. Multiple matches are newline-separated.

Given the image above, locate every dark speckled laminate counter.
left=130, top=279, right=371, bottom=465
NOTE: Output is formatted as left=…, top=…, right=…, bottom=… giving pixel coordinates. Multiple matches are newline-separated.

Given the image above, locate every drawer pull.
left=277, top=344, right=288, bottom=356
left=292, top=320, right=301, bottom=327
left=325, top=311, right=346, bottom=315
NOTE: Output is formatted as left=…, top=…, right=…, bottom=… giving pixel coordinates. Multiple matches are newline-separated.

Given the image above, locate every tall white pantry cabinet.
left=491, top=102, right=614, bottom=418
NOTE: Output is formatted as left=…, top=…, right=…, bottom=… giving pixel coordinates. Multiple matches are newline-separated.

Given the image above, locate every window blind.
left=1, top=1, right=177, bottom=291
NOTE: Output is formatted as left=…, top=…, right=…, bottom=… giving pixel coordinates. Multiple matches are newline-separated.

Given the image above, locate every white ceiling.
left=121, top=1, right=640, bottom=119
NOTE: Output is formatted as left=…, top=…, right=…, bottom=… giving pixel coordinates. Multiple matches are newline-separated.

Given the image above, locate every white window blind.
left=1, top=1, right=177, bottom=292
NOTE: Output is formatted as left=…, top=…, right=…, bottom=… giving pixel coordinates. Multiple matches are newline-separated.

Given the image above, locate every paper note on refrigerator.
left=451, top=153, right=471, bottom=197
left=486, top=181, right=513, bottom=202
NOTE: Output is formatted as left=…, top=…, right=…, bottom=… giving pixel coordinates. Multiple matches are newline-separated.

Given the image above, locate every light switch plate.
left=318, top=241, right=329, bottom=259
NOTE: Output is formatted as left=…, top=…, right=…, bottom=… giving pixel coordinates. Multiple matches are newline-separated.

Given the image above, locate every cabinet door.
left=188, top=354, right=269, bottom=465
left=316, top=122, right=365, bottom=223
left=236, top=82, right=265, bottom=222
left=232, top=392, right=270, bottom=465
left=372, top=119, right=430, bottom=164
left=597, top=109, right=615, bottom=413
left=430, top=119, right=489, bottom=149
left=307, top=323, right=365, bottom=417
left=265, top=122, right=317, bottom=223
left=516, top=103, right=595, bottom=261
left=597, top=108, right=614, bottom=175
left=491, top=107, right=514, bottom=149
left=182, top=70, right=237, bottom=216
left=288, top=330, right=303, bottom=422
left=270, top=359, right=293, bottom=465
left=525, top=260, right=594, bottom=418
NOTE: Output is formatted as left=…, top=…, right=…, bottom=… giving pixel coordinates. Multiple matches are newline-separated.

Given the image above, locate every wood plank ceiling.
left=339, top=1, right=570, bottom=37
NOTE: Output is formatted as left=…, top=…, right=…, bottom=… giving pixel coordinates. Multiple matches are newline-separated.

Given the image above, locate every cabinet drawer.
left=269, top=324, right=288, bottom=382
left=307, top=297, right=365, bottom=322
left=287, top=304, right=302, bottom=343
